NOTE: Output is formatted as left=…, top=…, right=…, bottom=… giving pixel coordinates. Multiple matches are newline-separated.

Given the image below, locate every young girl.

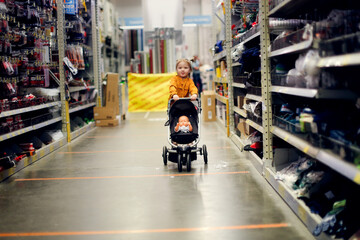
left=169, top=59, right=198, bottom=101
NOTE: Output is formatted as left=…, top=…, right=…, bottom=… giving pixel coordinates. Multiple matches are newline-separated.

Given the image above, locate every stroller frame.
left=162, top=98, right=208, bottom=172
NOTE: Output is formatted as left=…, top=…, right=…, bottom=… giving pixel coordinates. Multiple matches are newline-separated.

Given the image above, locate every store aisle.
left=0, top=112, right=314, bottom=240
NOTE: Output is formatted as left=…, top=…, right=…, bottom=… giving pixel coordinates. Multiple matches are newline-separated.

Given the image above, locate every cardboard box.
left=105, top=73, right=119, bottom=107
left=95, top=118, right=119, bottom=127
left=237, top=120, right=255, bottom=137
left=237, top=95, right=245, bottom=108
left=93, top=107, right=116, bottom=120
left=201, top=91, right=216, bottom=122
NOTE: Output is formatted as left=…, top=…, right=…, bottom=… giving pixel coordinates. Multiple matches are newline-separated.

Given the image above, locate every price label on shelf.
left=298, top=205, right=308, bottom=224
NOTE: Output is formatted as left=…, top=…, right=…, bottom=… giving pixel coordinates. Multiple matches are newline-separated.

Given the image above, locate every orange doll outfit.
left=169, top=75, right=198, bottom=100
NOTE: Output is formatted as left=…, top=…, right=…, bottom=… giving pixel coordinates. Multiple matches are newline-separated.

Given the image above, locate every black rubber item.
left=162, top=146, right=167, bottom=165
left=30, top=136, right=44, bottom=149
left=177, top=154, right=182, bottom=172
left=203, top=145, right=208, bottom=164
left=186, top=153, right=191, bottom=172
left=39, top=132, right=53, bottom=145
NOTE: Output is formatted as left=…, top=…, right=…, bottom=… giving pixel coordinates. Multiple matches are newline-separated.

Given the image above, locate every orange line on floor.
left=85, top=132, right=222, bottom=138
left=58, top=146, right=231, bottom=154
left=0, top=223, right=290, bottom=237
left=14, top=171, right=249, bottom=181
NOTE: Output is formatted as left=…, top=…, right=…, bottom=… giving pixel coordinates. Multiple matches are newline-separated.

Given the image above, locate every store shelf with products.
left=0, top=137, right=68, bottom=182
left=245, top=94, right=262, bottom=102
left=271, top=86, right=357, bottom=99
left=69, top=86, right=96, bottom=93
left=0, top=1, right=103, bottom=181
left=0, top=102, right=61, bottom=118
left=246, top=119, right=264, bottom=133
left=317, top=52, right=360, bottom=68
left=214, top=0, right=360, bottom=238
left=213, top=51, right=227, bottom=62
left=267, top=1, right=360, bottom=238
left=215, top=93, right=228, bottom=104
left=271, top=126, right=360, bottom=185
left=232, top=82, right=246, bottom=89
left=71, top=122, right=96, bottom=140
left=233, top=106, right=247, bottom=118
left=0, top=116, right=62, bottom=143
left=69, top=102, right=97, bottom=114
left=264, top=167, right=328, bottom=238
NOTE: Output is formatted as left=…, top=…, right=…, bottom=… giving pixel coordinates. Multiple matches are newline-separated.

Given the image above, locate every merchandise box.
left=93, top=106, right=116, bottom=120
left=237, top=121, right=255, bottom=137
left=103, top=73, right=120, bottom=115
left=237, top=95, right=245, bottom=108
left=201, top=91, right=216, bottom=122
left=105, top=73, right=119, bottom=108
left=95, top=118, right=119, bottom=127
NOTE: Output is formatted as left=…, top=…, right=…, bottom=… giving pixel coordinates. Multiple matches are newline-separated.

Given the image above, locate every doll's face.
left=176, top=61, right=191, bottom=78
left=178, top=116, right=190, bottom=126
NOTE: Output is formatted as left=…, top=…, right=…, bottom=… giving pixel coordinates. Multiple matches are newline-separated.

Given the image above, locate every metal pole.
left=260, top=0, right=273, bottom=171
left=91, top=0, right=102, bottom=106
left=56, top=0, right=71, bottom=142
left=225, top=0, right=233, bottom=137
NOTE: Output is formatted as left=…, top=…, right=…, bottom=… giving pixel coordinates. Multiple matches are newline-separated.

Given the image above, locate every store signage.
left=183, top=15, right=212, bottom=25
left=122, top=17, right=144, bottom=26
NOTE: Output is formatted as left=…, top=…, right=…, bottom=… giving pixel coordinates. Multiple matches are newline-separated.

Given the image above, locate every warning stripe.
left=128, top=73, right=175, bottom=112
left=0, top=223, right=290, bottom=237
left=128, top=77, right=161, bottom=96
left=15, top=171, right=250, bottom=181
left=128, top=78, right=168, bottom=101
left=129, top=80, right=168, bottom=103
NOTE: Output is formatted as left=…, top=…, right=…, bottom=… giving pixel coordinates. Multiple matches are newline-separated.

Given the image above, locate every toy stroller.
left=162, top=98, right=208, bottom=172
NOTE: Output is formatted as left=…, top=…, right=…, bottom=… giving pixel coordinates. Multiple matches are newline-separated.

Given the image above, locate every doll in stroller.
left=162, top=98, right=208, bottom=172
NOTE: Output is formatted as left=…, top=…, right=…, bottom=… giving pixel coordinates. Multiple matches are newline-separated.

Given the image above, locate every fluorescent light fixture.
left=120, top=25, right=144, bottom=30
left=183, top=23, right=197, bottom=27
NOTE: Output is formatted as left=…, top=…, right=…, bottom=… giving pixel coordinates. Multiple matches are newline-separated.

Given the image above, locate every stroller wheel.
left=203, top=145, right=208, bottom=164
left=186, top=153, right=191, bottom=172
left=177, top=154, right=182, bottom=172
left=162, top=146, right=168, bottom=165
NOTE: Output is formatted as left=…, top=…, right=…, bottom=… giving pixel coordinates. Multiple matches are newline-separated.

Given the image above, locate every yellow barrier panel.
left=128, top=72, right=176, bottom=112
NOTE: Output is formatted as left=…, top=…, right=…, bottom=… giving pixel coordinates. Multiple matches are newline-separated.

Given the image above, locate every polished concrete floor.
left=0, top=112, right=315, bottom=240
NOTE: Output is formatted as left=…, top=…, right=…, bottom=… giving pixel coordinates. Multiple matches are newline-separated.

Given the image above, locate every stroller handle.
left=167, top=97, right=201, bottom=110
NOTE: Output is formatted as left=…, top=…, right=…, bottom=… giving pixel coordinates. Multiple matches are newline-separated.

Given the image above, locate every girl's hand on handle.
left=191, top=94, right=197, bottom=100
left=173, top=95, right=179, bottom=101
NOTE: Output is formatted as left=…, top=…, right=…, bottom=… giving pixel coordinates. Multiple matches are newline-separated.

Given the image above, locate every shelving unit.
left=245, top=94, right=262, bottom=102
left=0, top=137, right=68, bottom=182
left=0, top=1, right=105, bottom=182
left=232, top=83, right=246, bottom=88
left=272, top=126, right=360, bottom=185
left=213, top=0, right=360, bottom=238
left=269, top=38, right=313, bottom=57
left=215, top=93, right=228, bottom=104
left=233, top=106, right=247, bottom=118
left=71, top=122, right=96, bottom=140
left=271, top=86, right=357, bottom=99
left=317, top=52, right=360, bottom=68
left=69, top=102, right=97, bottom=114
left=69, top=86, right=96, bottom=93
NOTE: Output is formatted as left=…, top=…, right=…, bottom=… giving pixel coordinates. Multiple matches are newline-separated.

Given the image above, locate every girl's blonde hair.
left=176, top=58, right=193, bottom=72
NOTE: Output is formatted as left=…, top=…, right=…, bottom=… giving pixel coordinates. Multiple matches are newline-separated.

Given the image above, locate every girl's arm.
left=189, top=79, right=198, bottom=96
left=169, top=77, right=178, bottom=99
